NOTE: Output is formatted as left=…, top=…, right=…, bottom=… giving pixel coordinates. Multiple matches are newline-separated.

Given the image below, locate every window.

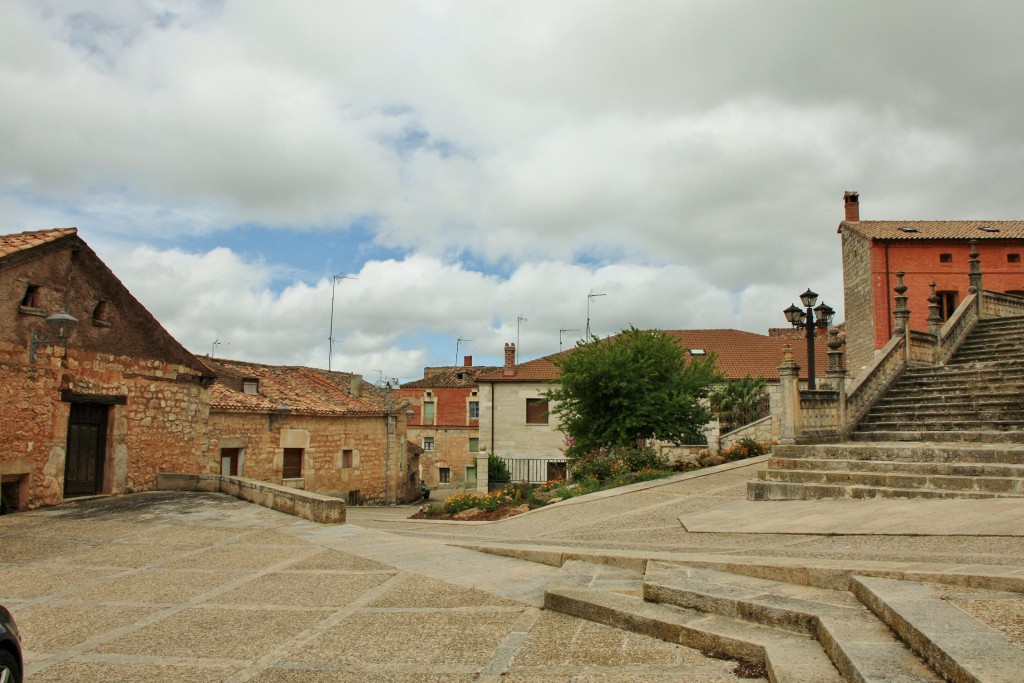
left=282, top=448, right=303, bottom=479
left=469, top=437, right=479, bottom=452
left=526, top=398, right=549, bottom=424
left=468, top=400, right=480, bottom=419
left=92, top=300, right=111, bottom=325
left=939, top=253, right=953, bottom=264
left=937, top=291, right=958, bottom=321
left=423, top=402, right=435, bottom=421
left=439, top=467, right=451, bottom=483
left=1009, top=254, right=1021, bottom=264
left=342, top=449, right=354, bottom=468
left=347, top=490, right=361, bottom=505
left=422, top=436, right=435, bottom=451
left=242, top=378, right=259, bottom=395
left=20, top=284, right=40, bottom=309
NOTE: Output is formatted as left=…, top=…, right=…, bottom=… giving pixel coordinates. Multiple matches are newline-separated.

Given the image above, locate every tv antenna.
left=559, top=327, right=581, bottom=352
left=328, top=273, right=357, bottom=371
left=516, top=315, right=527, bottom=363
left=211, top=338, right=229, bottom=357
left=586, top=290, right=606, bottom=339
left=455, top=337, right=474, bottom=364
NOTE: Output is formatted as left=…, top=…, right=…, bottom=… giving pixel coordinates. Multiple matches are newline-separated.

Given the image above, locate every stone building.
left=839, top=191, right=1024, bottom=374
left=0, top=228, right=214, bottom=511
left=398, top=357, right=499, bottom=491
left=203, top=357, right=419, bottom=505
left=476, top=330, right=824, bottom=482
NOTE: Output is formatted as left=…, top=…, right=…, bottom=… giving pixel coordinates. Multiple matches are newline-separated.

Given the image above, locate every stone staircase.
left=545, top=559, right=1024, bottom=683
left=749, top=316, right=1024, bottom=500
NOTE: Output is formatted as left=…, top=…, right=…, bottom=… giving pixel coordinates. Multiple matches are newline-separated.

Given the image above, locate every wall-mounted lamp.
left=29, top=309, right=79, bottom=362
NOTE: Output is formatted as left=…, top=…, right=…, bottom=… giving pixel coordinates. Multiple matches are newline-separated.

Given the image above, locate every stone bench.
left=156, top=473, right=345, bottom=524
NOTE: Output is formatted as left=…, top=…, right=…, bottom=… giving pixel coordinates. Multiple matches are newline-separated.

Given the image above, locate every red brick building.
left=839, top=191, right=1024, bottom=373
left=398, top=357, right=498, bottom=490
left=204, top=358, right=419, bottom=505
left=0, top=228, right=215, bottom=511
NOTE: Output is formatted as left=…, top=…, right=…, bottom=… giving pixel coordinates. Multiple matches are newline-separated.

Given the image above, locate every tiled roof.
left=204, top=357, right=387, bottom=416
left=0, top=228, right=77, bottom=259
left=840, top=221, right=1024, bottom=241
left=401, top=365, right=501, bottom=389
left=479, top=329, right=830, bottom=383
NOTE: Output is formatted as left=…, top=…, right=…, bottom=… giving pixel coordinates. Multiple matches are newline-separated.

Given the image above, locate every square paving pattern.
left=1, top=491, right=755, bottom=682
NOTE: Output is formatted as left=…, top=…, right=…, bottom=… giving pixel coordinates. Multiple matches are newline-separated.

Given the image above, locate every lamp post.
left=29, top=309, right=79, bottom=362
left=783, top=289, right=834, bottom=390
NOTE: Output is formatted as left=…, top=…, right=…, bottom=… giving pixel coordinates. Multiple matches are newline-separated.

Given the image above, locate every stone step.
left=851, top=430, right=1024, bottom=443
left=864, top=404, right=1024, bottom=419
left=544, top=561, right=842, bottom=682
left=857, top=419, right=1024, bottom=432
left=757, top=468, right=1024, bottom=495
left=852, top=575, right=1024, bottom=683
left=644, top=563, right=941, bottom=683
left=746, top=480, right=1011, bottom=500
left=768, top=457, right=1024, bottom=478
left=772, top=443, right=1024, bottom=464
left=869, top=397, right=1024, bottom=409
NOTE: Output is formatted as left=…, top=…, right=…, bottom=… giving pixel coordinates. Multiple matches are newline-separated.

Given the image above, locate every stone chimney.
left=503, top=343, right=516, bottom=376
left=350, top=374, right=362, bottom=398
left=464, top=355, right=472, bottom=367
left=844, top=191, right=860, bottom=222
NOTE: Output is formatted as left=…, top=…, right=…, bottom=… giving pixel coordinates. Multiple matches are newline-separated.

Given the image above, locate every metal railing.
left=490, top=457, right=567, bottom=486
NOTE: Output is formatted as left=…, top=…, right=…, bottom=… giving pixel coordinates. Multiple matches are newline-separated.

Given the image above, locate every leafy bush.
left=718, top=437, right=770, bottom=461
left=569, top=446, right=669, bottom=481
left=441, top=489, right=508, bottom=514
left=488, top=453, right=512, bottom=484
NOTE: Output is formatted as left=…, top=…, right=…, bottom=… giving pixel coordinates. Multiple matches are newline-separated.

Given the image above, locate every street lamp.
left=783, top=289, right=834, bottom=390
left=29, top=309, right=79, bottom=362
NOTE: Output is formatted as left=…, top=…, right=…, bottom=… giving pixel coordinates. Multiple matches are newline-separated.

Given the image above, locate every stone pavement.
left=0, top=491, right=754, bottom=682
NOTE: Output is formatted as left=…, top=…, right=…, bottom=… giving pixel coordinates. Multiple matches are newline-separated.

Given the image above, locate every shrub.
left=488, top=453, right=511, bottom=484
left=718, top=438, right=770, bottom=462
left=569, top=446, right=668, bottom=482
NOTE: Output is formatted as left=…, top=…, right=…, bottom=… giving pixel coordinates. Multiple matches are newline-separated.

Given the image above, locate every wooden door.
left=64, top=403, right=108, bottom=496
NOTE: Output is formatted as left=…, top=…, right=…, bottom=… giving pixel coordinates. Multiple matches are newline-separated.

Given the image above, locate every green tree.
left=709, top=376, right=769, bottom=432
left=548, top=327, right=723, bottom=461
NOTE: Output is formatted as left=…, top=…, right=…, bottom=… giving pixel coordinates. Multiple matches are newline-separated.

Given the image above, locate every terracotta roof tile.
left=401, top=365, right=501, bottom=389
left=204, top=357, right=387, bottom=416
left=479, top=329, right=830, bottom=383
left=840, top=220, right=1024, bottom=240
left=0, top=228, right=77, bottom=259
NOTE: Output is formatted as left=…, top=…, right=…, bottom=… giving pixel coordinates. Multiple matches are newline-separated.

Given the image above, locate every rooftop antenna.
left=371, top=369, right=383, bottom=384
left=328, top=273, right=357, bottom=371
left=586, top=290, right=606, bottom=339
left=455, top=337, right=473, bottom=364
left=559, top=327, right=581, bottom=352
left=211, top=338, right=229, bottom=358
left=516, top=315, right=527, bottom=363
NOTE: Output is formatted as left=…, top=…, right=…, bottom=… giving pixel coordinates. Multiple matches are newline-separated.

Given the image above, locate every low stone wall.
left=156, top=473, right=345, bottom=524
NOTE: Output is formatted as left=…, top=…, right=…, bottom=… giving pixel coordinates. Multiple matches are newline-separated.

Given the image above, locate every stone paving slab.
left=680, top=499, right=1024, bottom=535
left=1, top=491, right=757, bottom=682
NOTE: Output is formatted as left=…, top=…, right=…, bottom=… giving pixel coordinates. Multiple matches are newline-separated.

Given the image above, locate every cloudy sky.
left=3, top=1, right=1023, bottom=380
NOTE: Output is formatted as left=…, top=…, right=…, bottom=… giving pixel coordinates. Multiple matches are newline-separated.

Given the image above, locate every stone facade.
left=0, top=229, right=213, bottom=511
left=398, top=359, right=498, bottom=491
left=838, top=191, right=1024, bottom=375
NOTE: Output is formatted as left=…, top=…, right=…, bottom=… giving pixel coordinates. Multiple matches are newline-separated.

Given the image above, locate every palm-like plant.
left=709, top=376, right=769, bottom=432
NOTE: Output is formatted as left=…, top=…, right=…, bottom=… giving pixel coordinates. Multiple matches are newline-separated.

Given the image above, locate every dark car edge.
left=0, top=605, right=22, bottom=683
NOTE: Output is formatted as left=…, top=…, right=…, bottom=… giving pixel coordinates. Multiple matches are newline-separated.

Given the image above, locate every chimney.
left=503, top=343, right=516, bottom=376
left=464, top=355, right=472, bottom=367
left=350, top=374, right=362, bottom=398
left=844, top=191, right=860, bottom=222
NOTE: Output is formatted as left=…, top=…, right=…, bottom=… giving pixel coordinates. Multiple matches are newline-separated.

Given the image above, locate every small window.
left=468, top=401, right=480, bottom=419
left=282, top=448, right=303, bottom=479
left=937, top=291, right=958, bottom=321
left=422, top=436, right=435, bottom=451
left=342, top=449, right=354, bottom=468
left=439, top=467, right=451, bottom=483
left=91, top=300, right=112, bottom=326
left=526, top=398, right=549, bottom=424
left=939, top=253, right=953, bottom=263
left=1009, top=254, right=1021, bottom=264
left=469, top=437, right=479, bottom=453
left=423, top=402, right=435, bottom=421
left=242, top=378, right=259, bottom=395
left=20, top=284, right=40, bottom=309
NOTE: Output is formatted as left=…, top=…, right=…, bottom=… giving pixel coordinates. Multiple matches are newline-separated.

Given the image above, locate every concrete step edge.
left=851, top=575, right=1024, bottom=683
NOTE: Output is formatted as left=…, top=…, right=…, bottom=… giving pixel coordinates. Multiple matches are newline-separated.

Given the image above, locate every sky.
left=4, top=1, right=1024, bottom=382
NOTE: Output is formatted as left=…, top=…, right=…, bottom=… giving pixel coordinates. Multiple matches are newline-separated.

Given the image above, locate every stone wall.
left=0, top=342, right=211, bottom=509
left=841, top=229, right=876, bottom=376
left=478, top=381, right=565, bottom=460
left=207, top=411, right=417, bottom=505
